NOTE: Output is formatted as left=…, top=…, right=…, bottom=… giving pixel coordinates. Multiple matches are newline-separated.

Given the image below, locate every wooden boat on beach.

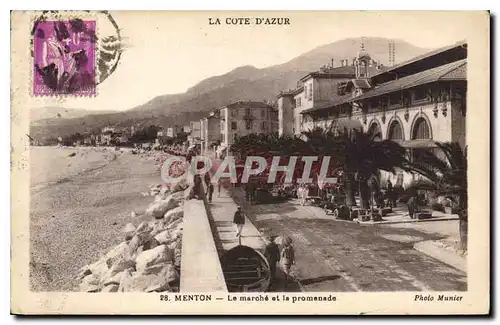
left=221, top=245, right=271, bottom=292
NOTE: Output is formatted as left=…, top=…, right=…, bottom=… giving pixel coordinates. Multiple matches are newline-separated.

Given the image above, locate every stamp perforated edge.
left=29, top=10, right=99, bottom=98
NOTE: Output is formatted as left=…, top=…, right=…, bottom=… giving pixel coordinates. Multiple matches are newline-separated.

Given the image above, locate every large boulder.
left=128, top=235, right=142, bottom=255
left=105, top=242, right=130, bottom=267
left=171, top=178, right=189, bottom=193
left=80, top=274, right=101, bottom=292
left=135, top=245, right=174, bottom=274
left=150, top=219, right=169, bottom=237
left=129, top=265, right=172, bottom=292
left=102, top=284, right=119, bottom=292
left=166, top=218, right=183, bottom=231
left=173, top=248, right=182, bottom=269
left=168, top=191, right=185, bottom=203
left=103, top=270, right=124, bottom=286
left=141, top=262, right=169, bottom=275
left=135, top=221, right=152, bottom=235
left=169, top=228, right=183, bottom=243
left=108, top=254, right=135, bottom=277
left=118, top=269, right=134, bottom=292
left=145, top=197, right=179, bottom=219
left=134, top=222, right=153, bottom=243
left=154, top=230, right=177, bottom=245
left=76, top=266, right=92, bottom=280
left=143, top=237, right=160, bottom=251
left=88, top=258, right=110, bottom=280
left=164, top=206, right=183, bottom=223
left=122, top=223, right=136, bottom=241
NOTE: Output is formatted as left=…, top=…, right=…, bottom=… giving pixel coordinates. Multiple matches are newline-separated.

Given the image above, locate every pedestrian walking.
left=243, top=184, right=249, bottom=203
left=217, top=179, right=222, bottom=197
left=407, top=195, right=417, bottom=219
left=264, top=235, right=280, bottom=285
left=281, top=236, right=295, bottom=287
left=204, top=172, right=211, bottom=187
left=249, top=185, right=256, bottom=205
left=233, top=205, right=245, bottom=238
left=207, top=182, right=214, bottom=203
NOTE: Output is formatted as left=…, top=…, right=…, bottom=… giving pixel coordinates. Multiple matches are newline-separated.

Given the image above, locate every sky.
left=27, top=11, right=474, bottom=112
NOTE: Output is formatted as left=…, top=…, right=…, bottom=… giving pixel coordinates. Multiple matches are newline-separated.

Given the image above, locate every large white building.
left=200, top=111, right=221, bottom=154
left=217, top=100, right=278, bottom=155
left=293, top=40, right=467, bottom=187
left=277, top=60, right=383, bottom=137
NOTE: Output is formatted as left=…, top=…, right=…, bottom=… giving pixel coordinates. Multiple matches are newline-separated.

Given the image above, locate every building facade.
left=200, top=111, right=221, bottom=153
left=297, top=41, right=467, bottom=187
left=188, top=121, right=202, bottom=148
left=288, top=61, right=382, bottom=137
left=277, top=90, right=296, bottom=136
left=166, top=125, right=183, bottom=138
left=218, top=100, right=278, bottom=153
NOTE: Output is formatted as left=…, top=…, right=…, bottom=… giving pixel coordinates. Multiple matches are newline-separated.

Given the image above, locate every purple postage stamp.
left=33, top=19, right=96, bottom=96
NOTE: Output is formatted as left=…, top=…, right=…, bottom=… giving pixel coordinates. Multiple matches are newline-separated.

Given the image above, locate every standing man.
left=281, top=236, right=295, bottom=288
left=264, top=235, right=280, bottom=285
left=207, top=182, right=214, bottom=203
left=217, top=179, right=222, bottom=197
left=407, top=194, right=417, bottom=219
left=204, top=172, right=211, bottom=188
left=233, top=206, right=246, bottom=238
left=387, top=179, right=395, bottom=208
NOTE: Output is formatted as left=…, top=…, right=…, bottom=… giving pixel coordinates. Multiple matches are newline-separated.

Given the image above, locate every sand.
left=29, top=147, right=162, bottom=291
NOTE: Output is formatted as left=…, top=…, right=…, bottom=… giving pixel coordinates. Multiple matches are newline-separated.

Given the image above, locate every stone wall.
left=77, top=160, right=189, bottom=293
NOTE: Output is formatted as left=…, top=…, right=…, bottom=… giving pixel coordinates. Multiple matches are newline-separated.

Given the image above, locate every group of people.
left=233, top=205, right=296, bottom=288
left=297, top=184, right=310, bottom=206
left=243, top=184, right=257, bottom=205
left=264, top=235, right=296, bottom=288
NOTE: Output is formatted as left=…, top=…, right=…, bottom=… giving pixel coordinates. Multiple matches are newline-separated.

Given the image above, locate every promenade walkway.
left=205, top=181, right=302, bottom=292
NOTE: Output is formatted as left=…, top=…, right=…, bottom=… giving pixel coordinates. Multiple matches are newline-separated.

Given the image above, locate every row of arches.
left=368, top=115, right=432, bottom=141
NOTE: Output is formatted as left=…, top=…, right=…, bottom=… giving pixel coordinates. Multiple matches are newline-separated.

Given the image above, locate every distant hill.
left=30, top=107, right=117, bottom=121
left=30, top=37, right=431, bottom=141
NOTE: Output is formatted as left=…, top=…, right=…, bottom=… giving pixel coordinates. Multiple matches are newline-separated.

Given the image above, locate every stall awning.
left=396, top=139, right=437, bottom=148
left=331, top=118, right=363, bottom=134
left=216, top=145, right=227, bottom=154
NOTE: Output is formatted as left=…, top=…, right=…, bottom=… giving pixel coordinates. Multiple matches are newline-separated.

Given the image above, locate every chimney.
left=331, top=58, right=334, bottom=68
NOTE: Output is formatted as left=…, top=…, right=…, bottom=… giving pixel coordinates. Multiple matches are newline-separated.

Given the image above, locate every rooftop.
left=225, top=100, right=275, bottom=110
left=301, top=93, right=354, bottom=114
left=349, top=59, right=467, bottom=102
left=299, top=65, right=356, bottom=81
left=371, top=40, right=467, bottom=79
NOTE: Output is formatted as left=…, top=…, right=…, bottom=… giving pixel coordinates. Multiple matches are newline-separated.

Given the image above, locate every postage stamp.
left=33, top=19, right=97, bottom=96
left=10, top=10, right=490, bottom=316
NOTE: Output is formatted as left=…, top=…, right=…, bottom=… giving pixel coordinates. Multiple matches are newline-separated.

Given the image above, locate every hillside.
left=30, top=107, right=117, bottom=122
left=30, top=37, right=430, bottom=141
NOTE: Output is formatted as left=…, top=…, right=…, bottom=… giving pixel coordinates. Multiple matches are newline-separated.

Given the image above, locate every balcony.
left=243, top=113, right=254, bottom=121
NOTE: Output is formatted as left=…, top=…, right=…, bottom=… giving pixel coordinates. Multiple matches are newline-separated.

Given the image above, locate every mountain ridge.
left=30, top=37, right=432, bottom=141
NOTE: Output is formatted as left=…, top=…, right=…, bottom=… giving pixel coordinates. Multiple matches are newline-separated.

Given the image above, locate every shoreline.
left=29, top=147, right=162, bottom=291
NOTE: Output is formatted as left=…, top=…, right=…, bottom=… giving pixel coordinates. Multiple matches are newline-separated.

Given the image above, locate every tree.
left=407, top=142, right=468, bottom=250
left=347, top=129, right=411, bottom=210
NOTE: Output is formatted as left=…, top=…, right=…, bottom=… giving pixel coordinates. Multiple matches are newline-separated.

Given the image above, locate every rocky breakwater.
left=77, top=153, right=190, bottom=293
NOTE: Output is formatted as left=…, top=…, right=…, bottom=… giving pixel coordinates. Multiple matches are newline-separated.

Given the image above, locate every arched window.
left=412, top=117, right=431, bottom=140
left=368, top=122, right=382, bottom=140
left=388, top=120, right=404, bottom=140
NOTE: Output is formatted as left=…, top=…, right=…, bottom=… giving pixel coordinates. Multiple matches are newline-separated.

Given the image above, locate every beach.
left=29, top=147, right=161, bottom=291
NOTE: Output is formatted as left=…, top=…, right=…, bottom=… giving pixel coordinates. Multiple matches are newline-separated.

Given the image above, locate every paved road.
left=227, top=186, right=467, bottom=292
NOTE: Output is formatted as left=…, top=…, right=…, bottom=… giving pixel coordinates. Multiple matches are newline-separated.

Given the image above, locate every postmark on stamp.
left=33, top=19, right=97, bottom=96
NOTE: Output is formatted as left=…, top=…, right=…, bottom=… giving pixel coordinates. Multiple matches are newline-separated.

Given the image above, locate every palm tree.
left=407, top=142, right=468, bottom=250
left=335, top=128, right=411, bottom=210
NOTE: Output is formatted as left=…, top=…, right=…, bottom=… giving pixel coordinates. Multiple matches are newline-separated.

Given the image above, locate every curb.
left=414, top=240, right=466, bottom=272
left=365, top=216, right=460, bottom=225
